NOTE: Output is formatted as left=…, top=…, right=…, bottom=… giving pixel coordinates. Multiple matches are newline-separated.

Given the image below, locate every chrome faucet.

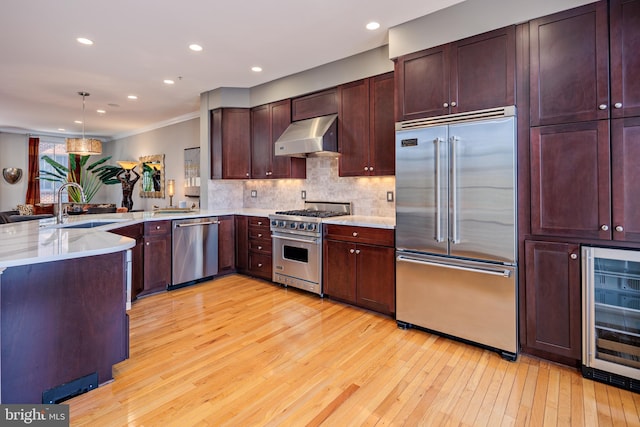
left=57, top=182, right=86, bottom=223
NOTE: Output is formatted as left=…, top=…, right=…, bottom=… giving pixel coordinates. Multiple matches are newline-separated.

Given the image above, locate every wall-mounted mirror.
left=139, top=154, right=164, bottom=198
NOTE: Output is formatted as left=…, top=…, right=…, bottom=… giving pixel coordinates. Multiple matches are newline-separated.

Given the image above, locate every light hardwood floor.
left=68, top=274, right=640, bottom=426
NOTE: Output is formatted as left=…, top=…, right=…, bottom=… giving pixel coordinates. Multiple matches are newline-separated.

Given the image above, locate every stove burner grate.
left=274, top=209, right=347, bottom=218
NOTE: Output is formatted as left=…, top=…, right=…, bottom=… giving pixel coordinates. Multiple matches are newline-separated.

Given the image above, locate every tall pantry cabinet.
left=523, top=0, right=640, bottom=365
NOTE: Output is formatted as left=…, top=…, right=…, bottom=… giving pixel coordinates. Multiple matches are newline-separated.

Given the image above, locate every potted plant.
left=38, top=154, right=123, bottom=203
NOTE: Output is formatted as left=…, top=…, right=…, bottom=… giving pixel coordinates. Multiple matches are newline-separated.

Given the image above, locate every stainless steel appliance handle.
left=450, top=136, right=460, bottom=244
left=397, top=255, right=512, bottom=278
left=272, top=234, right=319, bottom=244
left=175, top=221, right=217, bottom=227
left=434, top=137, right=444, bottom=243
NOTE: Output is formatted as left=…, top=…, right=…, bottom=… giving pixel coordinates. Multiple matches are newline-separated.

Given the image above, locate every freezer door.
left=448, top=117, right=516, bottom=263
left=396, top=252, right=517, bottom=355
left=396, top=126, right=449, bottom=255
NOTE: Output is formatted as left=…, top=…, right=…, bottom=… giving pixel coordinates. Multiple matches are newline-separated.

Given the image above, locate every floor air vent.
left=42, top=372, right=98, bottom=404
left=582, top=366, right=639, bottom=394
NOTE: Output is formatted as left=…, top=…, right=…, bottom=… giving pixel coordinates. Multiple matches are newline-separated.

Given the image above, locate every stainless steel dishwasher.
left=171, top=217, right=219, bottom=287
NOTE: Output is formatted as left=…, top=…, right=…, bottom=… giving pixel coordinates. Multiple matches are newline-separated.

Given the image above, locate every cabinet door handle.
left=246, top=173, right=250, bottom=177
left=156, top=225, right=161, bottom=230
left=355, top=249, right=360, bottom=255
left=364, top=166, right=369, bottom=171
left=258, top=246, right=263, bottom=250
left=601, top=224, right=609, bottom=231
left=257, top=221, right=262, bottom=225
left=614, top=102, right=622, bottom=109
left=146, top=242, right=150, bottom=246
left=598, top=104, right=608, bottom=110
left=570, top=253, right=578, bottom=260
left=443, top=102, right=449, bottom=108
left=615, top=225, right=624, bottom=232
left=352, top=232, right=358, bottom=237
left=450, top=101, right=457, bottom=107
left=257, top=263, right=263, bottom=268
left=369, top=166, right=374, bottom=172
left=257, top=233, right=263, bottom=238
left=349, top=249, right=355, bottom=254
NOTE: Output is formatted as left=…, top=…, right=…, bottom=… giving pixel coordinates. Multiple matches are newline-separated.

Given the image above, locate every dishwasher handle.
left=397, top=255, right=512, bottom=278
left=175, top=221, right=218, bottom=228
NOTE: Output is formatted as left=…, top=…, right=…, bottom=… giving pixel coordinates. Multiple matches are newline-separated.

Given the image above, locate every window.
left=39, top=139, right=69, bottom=203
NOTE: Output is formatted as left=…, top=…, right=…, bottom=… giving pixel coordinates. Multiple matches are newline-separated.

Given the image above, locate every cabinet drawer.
left=249, top=227, right=270, bottom=240
left=248, top=216, right=269, bottom=228
left=144, top=220, right=171, bottom=235
left=249, top=239, right=271, bottom=254
left=324, top=224, right=394, bottom=246
left=249, top=252, right=272, bottom=279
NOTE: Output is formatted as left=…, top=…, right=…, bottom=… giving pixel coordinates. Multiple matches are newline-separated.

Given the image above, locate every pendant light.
left=66, top=91, right=102, bottom=155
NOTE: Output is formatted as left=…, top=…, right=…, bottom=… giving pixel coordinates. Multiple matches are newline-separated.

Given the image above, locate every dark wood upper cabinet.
left=529, top=2, right=609, bottom=126
left=611, top=117, right=640, bottom=241
left=251, top=99, right=305, bottom=179
left=524, top=240, right=581, bottom=362
left=530, top=120, right=611, bottom=240
left=292, top=88, right=338, bottom=121
left=338, top=72, right=394, bottom=177
left=210, top=108, right=251, bottom=179
left=610, top=0, right=640, bottom=119
left=395, top=25, right=515, bottom=122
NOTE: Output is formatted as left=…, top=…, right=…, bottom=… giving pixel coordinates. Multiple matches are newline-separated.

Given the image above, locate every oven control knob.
left=298, top=223, right=306, bottom=230
left=307, top=223, right=315, bottom=231
left=289, top=222, right=297, bottom=229
left=278, top=221, right=286, bottom=228
left=271, top=220, right=277, bottom=227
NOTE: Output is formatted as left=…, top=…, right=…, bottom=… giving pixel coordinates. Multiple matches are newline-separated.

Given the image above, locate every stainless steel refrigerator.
left=395, top=106, right=518, bottom=360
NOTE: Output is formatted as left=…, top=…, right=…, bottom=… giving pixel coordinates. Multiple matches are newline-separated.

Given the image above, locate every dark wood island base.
left=0, top=251, right=129, bottom=403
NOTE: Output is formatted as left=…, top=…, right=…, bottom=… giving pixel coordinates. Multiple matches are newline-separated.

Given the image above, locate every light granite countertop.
left=0, top=208, right=392, bottom=269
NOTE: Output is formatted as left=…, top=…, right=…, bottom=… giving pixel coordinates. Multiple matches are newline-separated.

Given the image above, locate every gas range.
left=270, top=201, right=351, bottom=296
left=269, top=202, right=352, bottom=237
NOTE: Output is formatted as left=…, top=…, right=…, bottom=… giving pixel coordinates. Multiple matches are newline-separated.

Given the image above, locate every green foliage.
left=38, top=154, right=122, bottom=202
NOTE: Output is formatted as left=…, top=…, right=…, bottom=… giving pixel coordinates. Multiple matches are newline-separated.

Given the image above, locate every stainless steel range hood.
left=274, top=114, right=339, bottom=157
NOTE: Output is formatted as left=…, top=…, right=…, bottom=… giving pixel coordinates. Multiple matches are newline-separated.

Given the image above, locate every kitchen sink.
left=56, top=219, right=127, bottom=229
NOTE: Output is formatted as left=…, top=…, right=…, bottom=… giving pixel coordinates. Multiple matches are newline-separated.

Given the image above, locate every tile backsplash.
left=241, top=157, right=395, bottom=217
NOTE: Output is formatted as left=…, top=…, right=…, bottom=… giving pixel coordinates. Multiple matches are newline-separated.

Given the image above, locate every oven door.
left=272, top=233, right=321, bottom=285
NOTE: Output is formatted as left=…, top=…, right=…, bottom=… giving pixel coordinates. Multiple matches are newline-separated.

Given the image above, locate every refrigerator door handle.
left=450, top=136, right=460, bottom=244
left=397, top=255, right=512, bottom=278
left=434, top=137, right=444, bottom=243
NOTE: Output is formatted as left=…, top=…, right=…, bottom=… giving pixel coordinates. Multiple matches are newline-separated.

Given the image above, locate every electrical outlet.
left=251, top=190, right=257, bottom=198
left=387, top=191, right=394, bottom=202
left=301, top=190, right=306, bottom=200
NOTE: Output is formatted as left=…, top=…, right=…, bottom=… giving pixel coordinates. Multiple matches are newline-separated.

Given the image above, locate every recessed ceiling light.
left=74, top=120, right=82, bottom=124
left=251, top=66, right=263, bottom=72
left=96, top=109, right=106, bottom=114
left=366, top=22, right=380, bottom=30
left=58, top=128, right=66, bottom=132
left=163, top=79, right=175, bottom=85
left=107, top=103, right=120, bottom=108
left=76, top=37, right=94, bottom=45
left=127, top=95, right=138, bottom=100
left=189, top=44, right=203, bottom=52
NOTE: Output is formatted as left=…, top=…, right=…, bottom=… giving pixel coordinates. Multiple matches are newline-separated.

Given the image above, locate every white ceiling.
left=0, top=0, right=464, bottom=140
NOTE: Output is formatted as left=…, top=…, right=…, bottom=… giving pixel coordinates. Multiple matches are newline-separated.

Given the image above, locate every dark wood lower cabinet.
left=141, top=221, right=171, bottom=296
left=111, top=223, right=144, bottom=300
left=235, top=215, right=271, bottom=280
left=217, top=215, right=235, bottom=275
left=323, top=225, right=395, bottom=316
left=235, top=215, right=249, bottom=274
left=1, top=252, right=128, bottom=403
left=523, top=240, right=582, bottom=364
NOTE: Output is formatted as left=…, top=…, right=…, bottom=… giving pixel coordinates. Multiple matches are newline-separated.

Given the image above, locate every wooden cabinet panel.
left=323, top=225, right=395, bottom=315
left=241, top=216, right=272, bottom=281
left=251, top=99, right=304, bottom=179
left=530, top=121, right=611, bottom=239
left=369, top=72, right=396, bottom=176
left=450, top=26, right=515, bottom=114
left=235, top=215, right=249, bottom=273
left=142, top=220, right=171, bottom=295
left=292, top=88, right=338, bottom=121
left=611, top=117, right=640, bottom=242
left=218, top=215, right=235, bottom=274
left=395, top=26, right=515, bottom=122
left=323, top=239, right=357, bottom=303
left=395, top=44, right=449, bottom=121
left=524, top=240, right=581, bottom=361
left=356, top=244, right=395, bottom=315
left=111, top=223, right=144, bottom=300
left=338, top=79, right=370, bottom=176
left=210, top=108, right=251, bottom=179
left=610, top=0, right=640, bottom=119
left=529, top=2, right=609, bottom=126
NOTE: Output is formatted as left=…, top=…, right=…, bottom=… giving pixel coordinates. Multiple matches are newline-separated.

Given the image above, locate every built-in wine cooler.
left=582, top=246, right=640, bottom=392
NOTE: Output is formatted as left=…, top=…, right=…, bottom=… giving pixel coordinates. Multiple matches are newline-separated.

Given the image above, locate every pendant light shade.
left=66, top=91, right=102, bottom=155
